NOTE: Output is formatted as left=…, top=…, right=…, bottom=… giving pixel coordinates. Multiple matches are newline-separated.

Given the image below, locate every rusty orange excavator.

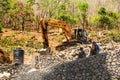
left=40, top=18, right=72, bottom=49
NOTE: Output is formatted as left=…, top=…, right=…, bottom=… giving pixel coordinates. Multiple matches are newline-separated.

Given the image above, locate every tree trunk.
left=22, top=17, right=25, bottom=31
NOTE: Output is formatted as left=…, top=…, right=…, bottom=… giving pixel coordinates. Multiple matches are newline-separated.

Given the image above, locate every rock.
left=0, top=72, right=11, bottom=78
left=37, top=47, right=50, bottom=55
left=3, top=43, right=120, bottom=80
left=27, top=68, right=37, bottom=73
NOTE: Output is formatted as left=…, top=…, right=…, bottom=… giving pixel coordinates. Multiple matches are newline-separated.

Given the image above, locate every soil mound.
left=0, top=48, right=12, bottom=64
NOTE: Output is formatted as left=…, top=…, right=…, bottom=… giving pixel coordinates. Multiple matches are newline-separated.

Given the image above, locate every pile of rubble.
left=43, top=48, right=120, bottom=80
left=56, top=42, right=120, bottom=61
left=1, top=42, right=120, bottom=80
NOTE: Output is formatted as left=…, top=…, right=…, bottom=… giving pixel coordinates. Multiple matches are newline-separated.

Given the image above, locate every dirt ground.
left=1, top=28, right=116, bottom=64
left=0, top=28, right=66, bottom=64
left=0, top=47, right=12, bottom=64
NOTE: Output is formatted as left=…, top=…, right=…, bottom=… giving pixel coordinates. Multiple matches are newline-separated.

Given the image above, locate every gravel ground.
left=5, top=43, right=120, bottom=80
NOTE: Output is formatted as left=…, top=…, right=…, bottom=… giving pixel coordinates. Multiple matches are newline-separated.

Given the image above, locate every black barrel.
left=13, top=48, right=24, bottom=65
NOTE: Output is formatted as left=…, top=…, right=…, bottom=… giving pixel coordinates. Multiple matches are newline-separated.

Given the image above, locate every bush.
left=91, top=7, right=120, bottom=29
left=106, top=31, right=120, bottom=42
left=78, top=2, right=88, bottom=12
left=98, top=7, right=107, bottom=15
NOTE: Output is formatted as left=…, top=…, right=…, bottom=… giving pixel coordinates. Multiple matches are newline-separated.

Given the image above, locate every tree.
left=77, top=2, right=89, bottom=29
left=91, top=7, right=120, bottom=30
left=36, top=0, right=77, bottom=25
left=55, top=0, right=77, bottom=25
left=0, top=0, right=11, bottom=23
left=2, top=1, right=34, bottom=31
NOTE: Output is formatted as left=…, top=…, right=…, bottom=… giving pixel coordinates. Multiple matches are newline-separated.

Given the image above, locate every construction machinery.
left=40, top=18, right=72, bottom=48
left=40, top=18, right=88, bottom=49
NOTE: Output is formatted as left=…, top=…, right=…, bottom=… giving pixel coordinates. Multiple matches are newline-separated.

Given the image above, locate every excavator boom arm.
left=40, top=18, right=72, bottom=48
left=47, top=18, right=72, bottom=38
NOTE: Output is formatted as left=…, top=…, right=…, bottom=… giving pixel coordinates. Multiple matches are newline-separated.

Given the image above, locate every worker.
left=90, top=41, right=100, bottom=55
left=78, top=47, right=86, bottom=58
left=82, top=29, right=88, bottom=43
left=77, top=29, right=88, bottom=44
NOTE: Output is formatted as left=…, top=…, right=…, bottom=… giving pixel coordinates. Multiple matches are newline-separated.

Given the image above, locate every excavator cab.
left=40, top=18, right=88, bottom=51
left=72, top=28, right=88, bottom=44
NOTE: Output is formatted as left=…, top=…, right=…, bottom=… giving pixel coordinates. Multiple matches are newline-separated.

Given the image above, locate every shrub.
left=98, top=7, right=107, bottom=15
left=35, top=42, right=43, bottom=49
left=106, top=30, right=120, bottom=42
left=91, top=7, right=120, bottom=30
left=26, top=40, right=34, bottom=48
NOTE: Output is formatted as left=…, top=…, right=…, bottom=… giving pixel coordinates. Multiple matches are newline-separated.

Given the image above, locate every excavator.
left=40, top=18, right=72, bottom=49
left=40, top=18, right=88, bottom=49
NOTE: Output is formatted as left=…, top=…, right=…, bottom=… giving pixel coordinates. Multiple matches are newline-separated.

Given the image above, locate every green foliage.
left=78, top=2, right=88, bottom=12
left=7, top=0, right=16, bottom=7
left=91, top=15, right=116, bottom=29
left=54, top=36, right=63, bottom=42
left=55, top=4, right=77, bottom=25
left=26, top=0, right=35, bottom=6
left=0, top=0, right=11, bottom=22
left=22, top=35, right=30, bottom=41
left=57, top=14, right=77, bottom=24
left=39, top=0, right=48, bottom=7
left=0, top=34, right=43, bottom=54
left=37, top=0, right=76, bottom=25
left=0, top=0, right=11, bottom=12
left=77, top=2, right=89, bottom=28
left=59, top=4, right=66, bottom=10
left=91, top=7, right=120, bottom=29
left=108, top=12, right=120, bottom=28
left=109, top=11, right=120, bottom=18
left=14, top=39, right=25, bottom=46
left=2, top=1, right=34, bottom=31
left=35, top=42, right=43, bottom=49
left=91, top=16, right=100, bottom=24
left=0, top=25, right=3, bottom=32
left=98, top=7, right=107, bottom=15
left=106, top=30, right=120, bottom=42
left=6, top=47, right=15, bottom=54
left=49, top=0, right=56, bottom=4
left=0, top=36, right=25, bottom=47
left=26, top=40, right=34, bottom=48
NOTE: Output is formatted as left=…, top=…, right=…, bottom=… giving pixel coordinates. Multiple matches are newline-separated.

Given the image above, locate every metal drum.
left=13, top=48, right=24, bottom=65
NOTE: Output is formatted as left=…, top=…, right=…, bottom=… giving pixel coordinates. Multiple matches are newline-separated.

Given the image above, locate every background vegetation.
left=0, top=0, right=120, bottom=54
left=0, top=0, right=120, bottom=30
